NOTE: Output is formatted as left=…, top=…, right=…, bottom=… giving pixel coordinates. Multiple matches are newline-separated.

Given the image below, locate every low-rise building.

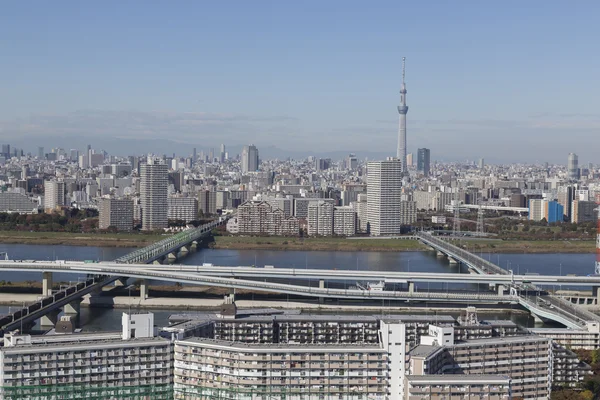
left=0, top=192, right=39, bottom=214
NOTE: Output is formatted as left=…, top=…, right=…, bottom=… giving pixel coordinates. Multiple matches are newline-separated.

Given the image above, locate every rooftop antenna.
left=402, top=56, right=406, bottom=85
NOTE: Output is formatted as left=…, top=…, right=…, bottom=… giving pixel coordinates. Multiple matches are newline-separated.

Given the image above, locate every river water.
left=0, top=243, right=595, bottom=331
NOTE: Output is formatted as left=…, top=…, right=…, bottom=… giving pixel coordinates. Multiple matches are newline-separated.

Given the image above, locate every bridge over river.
left=1, top=227, right=599, bottom=332
left=0, top=217, right=228, bottom=335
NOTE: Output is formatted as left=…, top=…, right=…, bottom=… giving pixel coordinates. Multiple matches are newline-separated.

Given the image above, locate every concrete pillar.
left=532, top=313, right=544, bottom=324
left=64, top=300, right=81, bottom=315
left=42, top=272, right=53, bottom=297
left=436, top=251, right=445, bottom=258
left=140, top=279, right=148, bottom=300
left=152, top=260, right=162, bottom=265
left=40, top=310, right=60, bottom=327
left=448, top=257, right=458, bottom=264
left=408, top=282, right=415, bottom=294
left=113, top=278, right=127, bottom=287
left=593, top=286, right=600, bottom=303
left=166, top=252, right=177, bottom=264
left=497, top=285, right=506, bottom=296
left=319, top=280, right=325, bottom=304
left=190, top=241, right=198, bottom=253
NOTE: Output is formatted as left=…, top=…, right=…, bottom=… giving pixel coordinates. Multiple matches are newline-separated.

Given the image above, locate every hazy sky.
left=1, top=1, right=599, bottom=163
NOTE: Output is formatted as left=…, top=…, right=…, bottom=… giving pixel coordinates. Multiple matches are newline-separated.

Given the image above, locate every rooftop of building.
left=1, top=334, right=170, bottom=354
left=176, top=337, right=386, bottom=352
left=408, top=344, right=444, bottom=358
left=451, top=334, right=548, bottom=347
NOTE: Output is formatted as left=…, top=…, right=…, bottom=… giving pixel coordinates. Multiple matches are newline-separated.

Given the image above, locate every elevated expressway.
left=415, top=231, right=600, bottom=329
left=0, top=260, right=519, bottom=304
left=0, top=259, right=599, bottom=328
left=0, top=217, right=229, bottom=335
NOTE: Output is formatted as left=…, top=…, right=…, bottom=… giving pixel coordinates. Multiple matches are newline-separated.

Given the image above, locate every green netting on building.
left=173, top=386, right=374, bottom=399
left=1, top=385, right=376, bottom=400
left=1, top=384, right=173, bottom=400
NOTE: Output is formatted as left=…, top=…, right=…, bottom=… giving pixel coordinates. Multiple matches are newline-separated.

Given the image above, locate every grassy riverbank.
left=0, top=231, right=164, bottom=248
left=0, top=230, right=594, bottom=253
left=212, top=236, right=427, bottom=252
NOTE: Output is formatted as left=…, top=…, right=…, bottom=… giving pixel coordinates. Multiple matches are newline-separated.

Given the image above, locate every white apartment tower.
left=241, top=145, right=259, bottom=174
left=367, top=158, right=402, bottom=236
left=140, top=156, right=168, bottom=231
left=333, top=206, right=357, bottom=236
left=307, top=201, right=334, bottom=236
left=43, top=180, right=66, bottom=211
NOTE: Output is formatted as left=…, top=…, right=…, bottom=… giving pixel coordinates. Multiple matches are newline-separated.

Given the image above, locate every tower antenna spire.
left=402, top=57, right=406, bottom=85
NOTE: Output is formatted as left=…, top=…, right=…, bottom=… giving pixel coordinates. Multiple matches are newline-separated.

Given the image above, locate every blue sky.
left=1, top=1, right=599, bottom=162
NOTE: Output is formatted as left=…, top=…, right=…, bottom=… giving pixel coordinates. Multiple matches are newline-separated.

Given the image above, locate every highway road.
left=0, top=260, right=598, bottom=288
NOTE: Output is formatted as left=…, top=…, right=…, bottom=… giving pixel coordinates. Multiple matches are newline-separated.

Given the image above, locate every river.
left=0, top=243, right=595, bottom=331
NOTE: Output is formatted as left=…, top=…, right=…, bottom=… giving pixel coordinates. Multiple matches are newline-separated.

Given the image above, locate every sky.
left=1, top=1, right=599, bottom=163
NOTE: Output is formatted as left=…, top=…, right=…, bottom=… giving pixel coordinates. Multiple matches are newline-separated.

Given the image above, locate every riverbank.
left=0, top=230, right=594, bottom=253
left=0, top=231, right=163, bottom=248
left=212, top=235, right=596, bottom=253
left=212, top=236, right=427, bottom=252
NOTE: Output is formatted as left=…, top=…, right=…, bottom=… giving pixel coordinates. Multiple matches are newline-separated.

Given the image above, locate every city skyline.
left=1, top=2, right=599, bottom=163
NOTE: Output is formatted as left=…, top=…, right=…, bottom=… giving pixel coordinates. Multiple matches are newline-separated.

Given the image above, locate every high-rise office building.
left=367, top=158, right=402, bottom=236
left=568, top=153, right=580, bottom=180
left=1, top=144, right=10, bottom=159
left=192, top=148, right=197, bottom=164
left=38, top=147, right=44, bottom=160
left=220, top=144, right=226, bottom=163
left=347, top=153, right=358, bottom=170
left=417, top=148, right=430, bottom=176
left=406, top=153, right=413, bottom=167
left=241, top=145, right=259, bottom=174
left=140, top=156, right=168, bottom=231
left=478, top=158, right=485, bottom=169
left=396, top=57, right=409, bottom=175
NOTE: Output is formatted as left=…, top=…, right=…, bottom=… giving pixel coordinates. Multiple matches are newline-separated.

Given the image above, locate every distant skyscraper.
left=193, top=148, right=197, bottom=163
left=70, top=149, right=79, bottom=162
left=38, top=147, right=44, bottom=160
left=220, top=144, right=226, bottom=163
left=241, top=145, right=259, bottom=174
left=1, top=144, right=10, bottom=159
left=417, top=148, right=430, bottom=176
left=396, top=57, right=409, bottom=175
left=347, top=153, right=358, bottom=170
left=478, top=158, right=485, bottom=169
left=568, top=153, right=579, bottom=180
left=209, top=148, right=214, bottom=163
left=367, top=158, right=402, bottom=236
left=140, top=156, right=168, bottom=231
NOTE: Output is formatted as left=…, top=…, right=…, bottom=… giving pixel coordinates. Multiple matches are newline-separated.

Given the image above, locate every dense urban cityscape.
left=2, top=2, right=600, bottom=400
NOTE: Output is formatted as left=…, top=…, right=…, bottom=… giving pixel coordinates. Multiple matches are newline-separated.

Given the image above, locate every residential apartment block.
left=231, top=200, right=299, bottom=236
left=0, top=313, right=173, bottom=399
left=168, top=196, right=198, bottom=223
left=98, top=198, right=134, bottom=231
